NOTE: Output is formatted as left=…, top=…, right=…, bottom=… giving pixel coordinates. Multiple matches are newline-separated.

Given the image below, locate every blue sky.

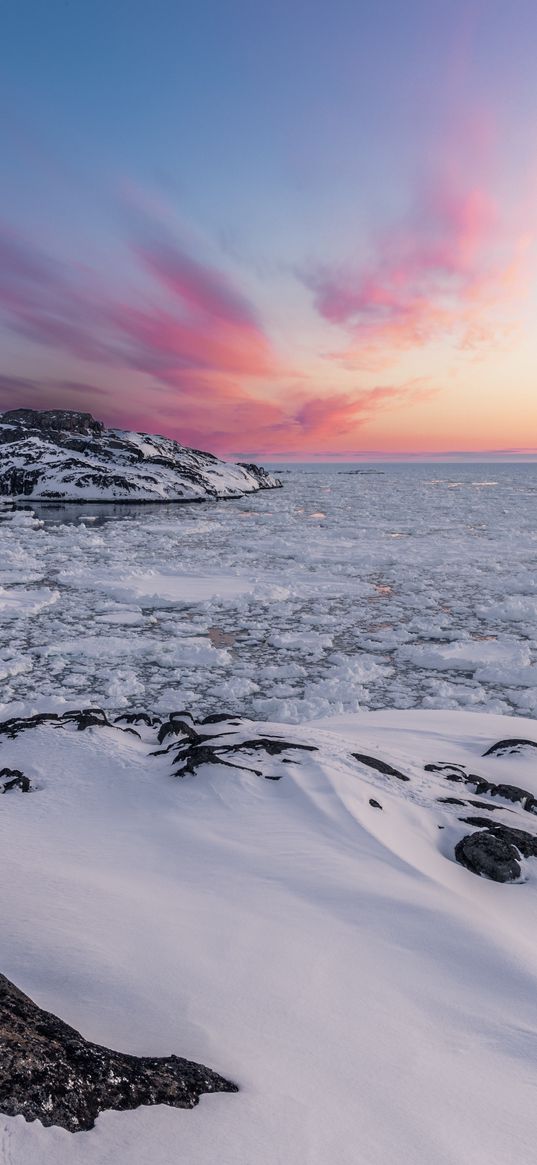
left=1, top=0, right=537, bottom=456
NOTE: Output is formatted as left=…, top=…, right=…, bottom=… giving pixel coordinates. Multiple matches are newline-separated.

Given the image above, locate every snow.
left=0, top=416, right=281, bottom=502
left=0, top=586, right=59, bottom=620
left=58, top=569, right=256, bottom=604
left=2, top=460, right=537, bottom=1160
left=2, top=707, right=537, bottom=1164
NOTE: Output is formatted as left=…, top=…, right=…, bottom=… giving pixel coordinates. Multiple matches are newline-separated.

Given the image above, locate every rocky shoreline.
left=0, top=409, right=282, bottom=502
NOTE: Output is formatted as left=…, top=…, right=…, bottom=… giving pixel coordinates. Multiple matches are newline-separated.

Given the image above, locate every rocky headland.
left=0, top=409, right=281, bottom=502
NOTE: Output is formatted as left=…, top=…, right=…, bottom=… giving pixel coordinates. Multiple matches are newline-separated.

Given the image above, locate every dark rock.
left=459, top=815, right=501, bottom=829
left=482, top=738, right=537, bottom=758
left=455, top=831, right=522, bottom=882
left=0, top=973, right=237, bottom=1132
left=237, top=462, right=281, bottom=488
left=437, top=796, right=466, bottom=806
left=200, top=713, right=242, bottom=725
left=114, top=712, right=162, bottom=727
left=0, top=708, right=110, bottom=740
left=1, top=408, right=104, bottom=437
left=467, top=800, right=504, bottom=811
left=455, top=819, right=537, bottom=882
left=464, top=774, right=537, bottom=814
left=424, top=763, right=466, bottom=781
left=157, top=717, right=201, bottom=745
left=0, top=712, right=60, bottom=739
left=168, top=728, right=317, bottom=780
left=61, top=708, right=110, bottom=731
left=0, top=768, right=30, bottom=793
left=352, top=753, right=409, bottom=781
left=172, top=743, right=263, bottom=779
left=230, top=737, right=318, bottom=757
left=459, top=819, right=537, bottom=856
left=369, top=798, right=383, bottom=809
left=425, top=757, right=537, bottom=815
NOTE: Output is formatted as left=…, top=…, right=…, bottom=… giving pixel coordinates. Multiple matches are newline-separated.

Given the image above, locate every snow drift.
left=2, top=704, right=537, bottom=1162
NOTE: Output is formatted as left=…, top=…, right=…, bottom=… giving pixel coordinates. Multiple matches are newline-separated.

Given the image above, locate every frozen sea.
left=1, top=461, right=537, bottom=721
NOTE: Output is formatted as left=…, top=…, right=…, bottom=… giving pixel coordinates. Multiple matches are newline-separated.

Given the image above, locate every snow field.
left=2, top=708, right=537, bottom=1163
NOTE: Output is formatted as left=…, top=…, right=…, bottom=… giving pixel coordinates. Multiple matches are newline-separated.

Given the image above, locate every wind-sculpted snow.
left=1, top=461, right=537, bottom=720
left=0, top=409, right=281, bottom=502
left=3, top=706, right=537, bottom=1161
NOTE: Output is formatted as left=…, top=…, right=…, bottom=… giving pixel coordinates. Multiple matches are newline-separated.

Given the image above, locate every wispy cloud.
left=0, top=220, right=434, bottom=454
left=293, top=381, right=433, bottom=439
left=301, top=162, right=536, bottom=367
left=0, top=225, right=279, bottom=379
left=0, top=374, right=112, bottom=414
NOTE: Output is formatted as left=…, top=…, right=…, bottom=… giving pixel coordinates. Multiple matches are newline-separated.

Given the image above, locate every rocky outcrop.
left=351, top=753, right=410, bottom=781
left=153, top=712, right=318, bottom=779
left=237, top=461, right=279, bottom=488
left=455, top=819, right=537, bottom=882
left=454, top=829, right=523, bottom=883
left=2, top=409, right=104, bottom=437
left=425, top=758, right=537, bottom=815
left=482, top=738, right=537, bottom=758
left=5, top=706, right=537, bottom=887
left=0, top=409, right=282, bottom=502
left=0, top=769, right=31, bottom=793
left=0, top=973, right=237, bottom=1132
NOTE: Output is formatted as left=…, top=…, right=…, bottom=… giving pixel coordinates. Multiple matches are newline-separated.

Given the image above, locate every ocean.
left=2, top=461, right=537, bottom=720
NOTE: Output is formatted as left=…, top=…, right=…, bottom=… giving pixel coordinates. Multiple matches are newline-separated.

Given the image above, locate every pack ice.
left=0, top=409, right=281, bottom=502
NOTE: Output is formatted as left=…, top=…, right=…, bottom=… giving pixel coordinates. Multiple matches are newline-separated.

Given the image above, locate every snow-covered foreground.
left=1, top=462, right=537, bottom=720
left=2, top=706, right=537, bottom=1163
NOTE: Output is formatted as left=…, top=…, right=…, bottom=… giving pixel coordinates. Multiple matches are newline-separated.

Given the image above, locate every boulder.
left=0, top=973, right=237, bottom=1132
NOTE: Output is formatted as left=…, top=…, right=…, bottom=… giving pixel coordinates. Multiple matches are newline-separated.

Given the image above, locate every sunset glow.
left=2, top=1, right=537, bottom=458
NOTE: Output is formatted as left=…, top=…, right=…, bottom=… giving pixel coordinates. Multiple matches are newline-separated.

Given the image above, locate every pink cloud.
left=0, top=226, right=279, bottom=379
left=294, top=384, right=428, bottom=439
left=303, top=172, right=535, bottom=366
left=134, top=239, right=260, bottom=327
left=0, top=223, right=435, bottom=456
left=124, top=381, right=429, bottom=457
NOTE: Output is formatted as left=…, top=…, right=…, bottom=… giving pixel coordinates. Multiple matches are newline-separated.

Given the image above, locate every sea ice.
left=1, top=463, right=537, bottom=718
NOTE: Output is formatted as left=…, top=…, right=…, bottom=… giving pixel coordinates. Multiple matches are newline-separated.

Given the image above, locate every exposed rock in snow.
left=351, top=751, right=410, bottom=781
left=0, top=768, right=31, bottom=793
left=455, top=819, right=537, bottom=882
left=454, top=827, right=523, bottom=882
left=3, top=706, right=537, bottom=1159
left=0, top=972, right=237, bottom=1132
left=482, top=737, right=537, bottom=758
left=0, top=409, right=282, bottom=502
left=2, top=409, right=105, bottom=437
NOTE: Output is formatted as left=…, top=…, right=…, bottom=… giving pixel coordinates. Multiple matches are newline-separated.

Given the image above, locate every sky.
left=1, top=0, right=537, bottom=460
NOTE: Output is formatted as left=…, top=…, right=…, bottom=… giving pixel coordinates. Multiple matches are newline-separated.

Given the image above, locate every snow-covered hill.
left=0, top=409, right=281, bottom=502
left=2, top=705, right=537, bottom=1162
